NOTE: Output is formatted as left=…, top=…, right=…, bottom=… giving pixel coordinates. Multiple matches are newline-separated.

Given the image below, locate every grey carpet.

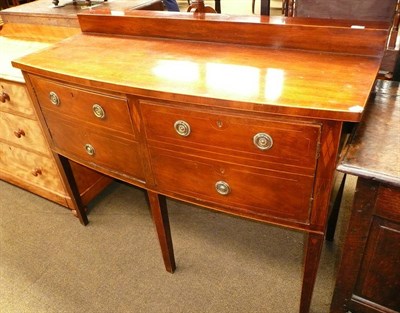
left=0, top=176, right=355, bottom=313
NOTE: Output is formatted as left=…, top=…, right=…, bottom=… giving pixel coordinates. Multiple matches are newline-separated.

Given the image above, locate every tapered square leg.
left=300, top=232, right=324, bottom=313
left=58, top=155, right=88, bottom=225
left=147, top=191, right=176, bottom=273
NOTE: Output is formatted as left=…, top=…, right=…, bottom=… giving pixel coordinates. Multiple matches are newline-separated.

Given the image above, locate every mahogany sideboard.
left=331, top=80, right=400, bottom=313
left=0, top=0, right=163, bottom=211
left=12, top=11, right=389, bottom=312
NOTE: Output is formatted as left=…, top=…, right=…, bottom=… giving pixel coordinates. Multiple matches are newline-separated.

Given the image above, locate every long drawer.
left=149, top=146, right=315, bottom=224
left=43, top=112, right=145, bottom=181
left=141, top=100, right=321, bottom=170
left=0, top=141, right=65, bottom=193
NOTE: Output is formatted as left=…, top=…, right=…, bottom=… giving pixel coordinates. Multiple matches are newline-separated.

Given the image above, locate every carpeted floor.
left=0, top=175, right=356, bottom=313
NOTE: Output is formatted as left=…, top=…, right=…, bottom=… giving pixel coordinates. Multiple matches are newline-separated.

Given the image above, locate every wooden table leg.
left=300, top=232, right=324, bottom=313
left=147, top=191, right=176, bottom=273
left=57, top=155, right=88, bottom=225
left=326, top=173, right=347, bottom=241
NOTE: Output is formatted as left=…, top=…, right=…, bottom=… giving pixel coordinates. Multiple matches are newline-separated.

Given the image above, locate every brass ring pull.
left=92, top=104, right=106, bottom=119
left=31, top=168, right=42, bottom=177
left=49, top=91, right=60, bottom=106
left=1, top=91, right=10, bottom=103
left=14, top=129, right=26, bottom=138
left=174, top=120, right=191, bottom=137
left=84, top=144, right=95, bottom=156
left=253, top=133, right=273, bottom=151
left=215, top=181, right=231, bottom=196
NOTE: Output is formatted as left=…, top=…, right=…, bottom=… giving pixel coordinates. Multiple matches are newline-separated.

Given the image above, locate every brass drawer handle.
left=253, top=133, right=273, bottom=151
left=84, top=144, right=95, bottom=156
left=14, top=128, right=26, bottom=138
left=1, top=91, right=10, bottom=103
left=174, top=120, right=191, bottom=137
left=215, top=181, right=231, bottom=196
left=31, top=168, right=42, bottom=177
left=92, top=104, right=106, bottom=119
left=49, top=91, right=60, bottom=106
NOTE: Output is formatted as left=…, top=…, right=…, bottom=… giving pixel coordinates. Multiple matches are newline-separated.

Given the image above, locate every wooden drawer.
left=0, top=111, right=50, bottom=155
left=150, top=147, right=315, bottom=224
left=44, top=113, right=145, bottom=181
left=30, top=75, right=135, bottom=139
left=141, top=100, right=321, bottom=169
left=375, top=186, right=400, bottom=223
left=0, top=141, right=65, bottom=193
left=0, top=80, right=34, bottom=117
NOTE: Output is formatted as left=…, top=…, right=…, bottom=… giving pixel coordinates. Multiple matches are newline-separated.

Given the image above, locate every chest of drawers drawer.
left=0, top=141, right=65, bottom=193
left=0, top=80, right=34, bottom=117
left=149, top=146, right=315, bottom=224
left=0, top=110, right=50, bottom=155
left=44, top=112, right=145, bottom=182
left=141, top=100, right=321, bottom=170
left=31, top=75, right=135, bottom=140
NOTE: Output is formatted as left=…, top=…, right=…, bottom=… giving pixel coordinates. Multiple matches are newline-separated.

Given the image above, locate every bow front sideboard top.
left=12, top=11, right=389, bottom=313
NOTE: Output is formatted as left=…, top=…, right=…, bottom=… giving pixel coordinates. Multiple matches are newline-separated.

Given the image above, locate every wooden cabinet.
left=331, top=80, right=400, bottom=313
left=13, top=12, right=389, bottom=313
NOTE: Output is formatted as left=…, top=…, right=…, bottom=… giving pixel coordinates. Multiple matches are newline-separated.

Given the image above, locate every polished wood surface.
left=0, top=23, right=81, bottom=42
left=0, top=0, right=164, bottom=27
left=337, top=80, right=400, bottom=186
left=15, top=12, right=388, bottom=122
left=332, top=81, right=400, bottom=313
left=12, top=12, right=388, bottom=313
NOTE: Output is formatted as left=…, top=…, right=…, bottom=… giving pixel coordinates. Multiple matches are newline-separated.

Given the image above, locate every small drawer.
left=0, top=141, right=65, bottom=193
left=141, top=100, right=321, bottom=169
left=45, top=114, right=145, bottom=181
left=30, top=75, right=135, bottom=139
left=150, top=147, right=315, bottom=224
left=0, top=80, right=35, bottom=117
left=0, top=111, right=50, bottom=156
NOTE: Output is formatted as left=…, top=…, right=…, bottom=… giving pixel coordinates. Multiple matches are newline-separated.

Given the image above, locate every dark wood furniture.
left=12, top=12, right=389, bottom=312
left=283, top=0, right=399, bottom=77
left=285, top=0, right=398, bottom=21
left=331, top=80, right=400, bottom=313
